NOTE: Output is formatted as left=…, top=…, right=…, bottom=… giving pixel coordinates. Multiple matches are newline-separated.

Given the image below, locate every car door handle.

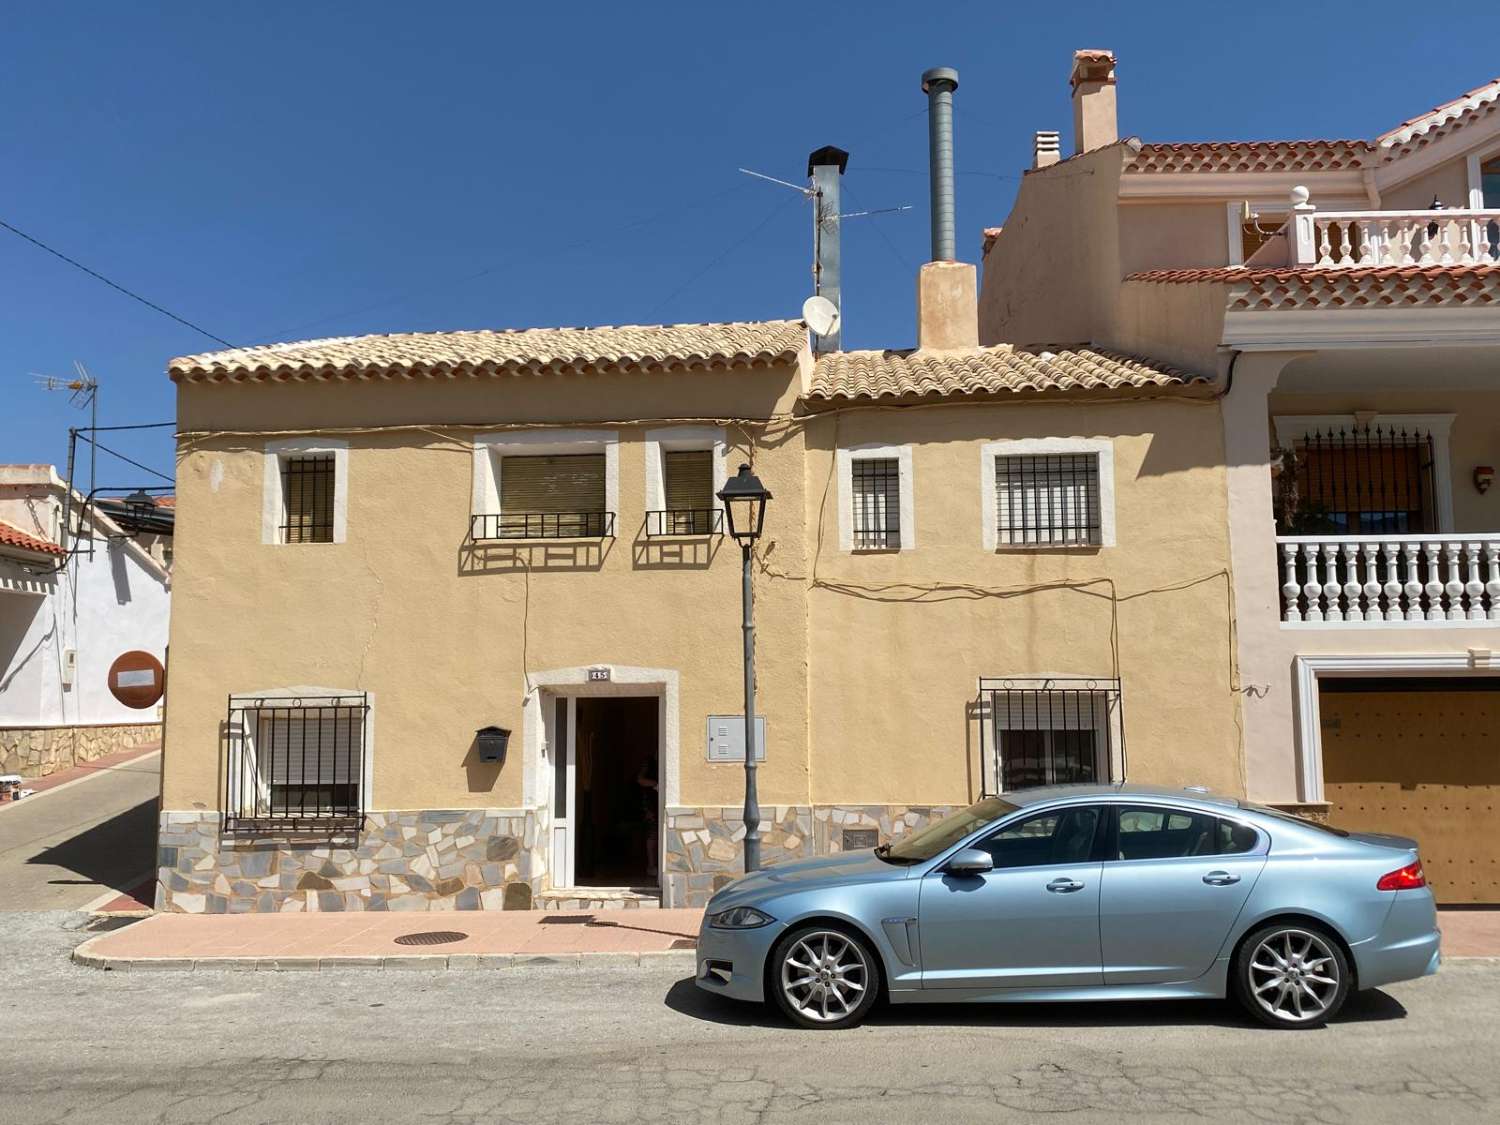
left=1046, top=878, right=1085, bottom=893
left=1203, top=871, right=1241, bottom=886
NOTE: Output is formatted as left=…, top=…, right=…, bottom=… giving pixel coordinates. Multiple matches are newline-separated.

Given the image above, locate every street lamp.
left=122, top=489, right=156, bottom=523
left=717, top=463, right=772, bottom=872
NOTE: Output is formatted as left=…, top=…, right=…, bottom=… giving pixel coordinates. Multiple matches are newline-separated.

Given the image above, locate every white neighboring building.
left=0, top=465, right=171, bottom=778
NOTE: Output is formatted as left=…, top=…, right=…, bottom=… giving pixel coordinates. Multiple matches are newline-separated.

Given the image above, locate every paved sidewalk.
left=1441, top=908, right=1500, bottom=957
left=74, top=906, right=705, bottom=970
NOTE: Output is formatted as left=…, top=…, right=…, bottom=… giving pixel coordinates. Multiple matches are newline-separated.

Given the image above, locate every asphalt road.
left=2, top=910, right=1496, bottom=1125
left=0, top=752, right=159, bottom=910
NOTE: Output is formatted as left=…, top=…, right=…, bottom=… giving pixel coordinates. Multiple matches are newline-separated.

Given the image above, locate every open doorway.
left=573, top=697, right=659, bottom=888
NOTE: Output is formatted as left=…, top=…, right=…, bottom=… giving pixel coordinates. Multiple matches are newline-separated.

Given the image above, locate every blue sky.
left=2, top=2, right=1493, bottom=484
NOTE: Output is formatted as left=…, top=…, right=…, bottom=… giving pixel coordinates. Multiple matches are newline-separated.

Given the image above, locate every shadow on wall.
left=631, top=523, right=723, bottom=570
left=457, top=539, right=612, bottom=575
left=108, top=543, right=132, bottom=605
left=463, top=733, right=504, bottom=794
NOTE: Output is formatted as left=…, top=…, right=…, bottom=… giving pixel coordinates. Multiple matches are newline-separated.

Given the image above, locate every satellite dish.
left=802, top=295, right=840, bottom=337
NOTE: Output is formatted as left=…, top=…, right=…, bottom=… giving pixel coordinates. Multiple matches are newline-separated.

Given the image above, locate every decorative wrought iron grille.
left=223, top=694, right=368, bottom=832
left=1276, top=424, right=1436, bottom=535
left=995, top=454, right=1101, bottom=547
left=645, top=509, right=723, bottom=536
left=280, top=454, right=335, bottom=543
left=977, top=677, right=1124, bottom=795
left=470, top=511, right=615, bottom=540
left=851, top=458, right=901, bottom=550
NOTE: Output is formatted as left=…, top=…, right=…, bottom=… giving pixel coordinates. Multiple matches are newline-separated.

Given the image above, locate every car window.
left=1217, top=819, right=1260, bottom=855
left=977, top=806, right=1100, bottom=869
left=1115, top=805, right=1217, bottom=861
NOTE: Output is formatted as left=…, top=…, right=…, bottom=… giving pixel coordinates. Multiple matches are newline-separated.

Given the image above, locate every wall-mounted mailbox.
left=706, top=716, right=766, bottom=762
left=475, top=726, right=511, bottom=765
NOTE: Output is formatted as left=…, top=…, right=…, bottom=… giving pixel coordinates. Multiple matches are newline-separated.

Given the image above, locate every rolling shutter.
left=500, top=454, right=606, bottom=513
left=663, top=450, right=714, bottom=511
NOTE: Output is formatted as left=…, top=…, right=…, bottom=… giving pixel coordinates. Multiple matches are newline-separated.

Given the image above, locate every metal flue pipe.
left=921, top=67, right=959, bottom=262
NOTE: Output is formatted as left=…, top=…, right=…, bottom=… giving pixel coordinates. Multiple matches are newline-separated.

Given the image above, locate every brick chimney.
left=1070, top=49, right=1117, bottom=155
left=1033, top=130, right=1061, bottom=169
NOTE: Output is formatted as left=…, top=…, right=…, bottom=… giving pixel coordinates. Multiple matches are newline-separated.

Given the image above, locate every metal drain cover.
left=392, top=930, right=468, bottom=947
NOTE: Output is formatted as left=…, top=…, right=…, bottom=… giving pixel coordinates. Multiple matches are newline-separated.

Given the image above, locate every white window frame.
left=225, top=686, right=376, bottom=816
left=1271, top=413, right=1456, bottom=534
left=1465, top=141, right=1500, bottom=209
left=472, top=429, right=620, bottom=536
left=643, top=425, right=727, bottom=532
left=262, top=438, right=348, bottom=546
left=981, top=438, right=1115, bottom=550
left=837, top=443, right=915, bottom=552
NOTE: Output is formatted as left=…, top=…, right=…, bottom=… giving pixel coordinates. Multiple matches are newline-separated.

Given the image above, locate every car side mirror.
left=945, top=847, right=993, bottom=876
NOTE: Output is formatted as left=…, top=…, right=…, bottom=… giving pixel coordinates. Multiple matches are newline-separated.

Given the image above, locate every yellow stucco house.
left=158, top=241, right=1242, bottom=910
left=982, top=50, right=1500, bottom=903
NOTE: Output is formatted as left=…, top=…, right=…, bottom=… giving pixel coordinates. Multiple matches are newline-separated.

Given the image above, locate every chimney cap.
left=806, top=145, right=850, bottom=177
left=921, top=66, right=959, bottom=94
left=1069, top=49, right=1116, bottom=88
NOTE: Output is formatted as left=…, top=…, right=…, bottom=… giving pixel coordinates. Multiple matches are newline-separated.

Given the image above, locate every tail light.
left=1377, top=860, right=1426, bottom=891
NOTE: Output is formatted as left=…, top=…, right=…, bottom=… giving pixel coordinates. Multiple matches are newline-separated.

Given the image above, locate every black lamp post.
left=122, top=489, right=155, bottom=523
left=717, top=463, right=772, bottom=872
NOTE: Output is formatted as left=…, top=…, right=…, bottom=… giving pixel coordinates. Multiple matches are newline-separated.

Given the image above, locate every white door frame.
left=524, top=665, right=679, bottom=891
left=1293, top=651, right=1500, bottom=801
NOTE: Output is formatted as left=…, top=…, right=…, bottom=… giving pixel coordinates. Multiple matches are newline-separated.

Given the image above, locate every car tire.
left=768, top=924, right=881, bottom=1030
left=1233, top=921, right=1350, bottom=1029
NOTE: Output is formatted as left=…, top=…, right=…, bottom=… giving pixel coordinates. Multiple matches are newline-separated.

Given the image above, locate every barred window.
left=224, top=694, right=368, bottom=831
left=996, top=453, right=1101, bottom=547
left=979, top=678, right=1121, bottom=794
left=281, top=454, right=335, bottom=543
left=851, top=458, right=901, bottom=550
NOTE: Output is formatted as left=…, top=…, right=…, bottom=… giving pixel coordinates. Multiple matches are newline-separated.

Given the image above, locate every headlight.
left=708, top=906, right=774, bottom=929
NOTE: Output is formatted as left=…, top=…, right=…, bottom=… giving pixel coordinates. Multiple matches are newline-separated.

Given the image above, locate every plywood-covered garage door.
left=1321, top=679, right=1500, bottom=905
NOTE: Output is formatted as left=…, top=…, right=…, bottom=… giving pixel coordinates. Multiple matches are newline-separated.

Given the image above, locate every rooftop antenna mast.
left=34, top=361, right=99, bottom=557
left=739, top=154, right=910, bottom=354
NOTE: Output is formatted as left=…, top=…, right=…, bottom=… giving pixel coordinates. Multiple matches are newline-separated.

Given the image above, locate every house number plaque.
left=587, top=667, right=611, bottom=682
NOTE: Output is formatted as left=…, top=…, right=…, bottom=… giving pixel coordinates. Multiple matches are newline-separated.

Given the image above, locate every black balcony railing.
left=645, top=509, right=723, bottom=537
left=471, top=512, right=615, bottom=540
left=223, top=693, right=367, bottom=834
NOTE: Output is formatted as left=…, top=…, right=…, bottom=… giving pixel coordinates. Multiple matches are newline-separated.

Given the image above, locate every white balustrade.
left=1286, top=206, right=1500, bottom=268
left=1277, top=535, right=1500, bottom=624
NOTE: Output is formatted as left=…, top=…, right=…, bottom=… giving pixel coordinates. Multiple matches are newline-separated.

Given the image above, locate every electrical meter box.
left=706, top=715, right=766, bottom=762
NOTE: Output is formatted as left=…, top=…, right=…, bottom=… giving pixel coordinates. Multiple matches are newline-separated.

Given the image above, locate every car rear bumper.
left=693, top=919, right=784, bottom=1004
left=1355, top=889, right=1441, bottom=990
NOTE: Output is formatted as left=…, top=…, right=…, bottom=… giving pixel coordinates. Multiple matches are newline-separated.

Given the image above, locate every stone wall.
left=156, top=809, right=543, bottom=913
left=0, top=722, right=160, bottom=778
left=662, top=804, right=960, bottom=907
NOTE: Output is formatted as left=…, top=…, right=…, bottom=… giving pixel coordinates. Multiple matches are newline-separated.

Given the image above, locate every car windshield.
left=877, top=798, right=1019, bottom=863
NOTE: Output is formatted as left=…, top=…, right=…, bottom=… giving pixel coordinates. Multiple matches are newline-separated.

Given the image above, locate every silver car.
left=695, top=785, right=1440, bottom=1030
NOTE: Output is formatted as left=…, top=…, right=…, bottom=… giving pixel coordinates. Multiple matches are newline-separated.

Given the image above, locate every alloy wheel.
left=1246, top=928, right=1341, bottom=1024
left=779, top=930, right=870, bottom=1024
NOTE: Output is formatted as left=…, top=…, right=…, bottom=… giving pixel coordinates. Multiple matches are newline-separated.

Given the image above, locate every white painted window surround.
left=643, top=426, right=727, bottom=522
left=837, top=443, right=915, bottom=552
left=472, top=429, right=620, bottom=529
left=980, top=438, right=1116, bottom=550
left=1466, top=142, right=1500, bottom=209
left=262, top=438, right=349, bottom=545
left=1272, top=413, right=1456, bottom=533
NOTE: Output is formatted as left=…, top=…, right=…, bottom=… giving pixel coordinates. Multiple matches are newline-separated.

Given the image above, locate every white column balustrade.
left=1277, top=535, right=1500, bottom=624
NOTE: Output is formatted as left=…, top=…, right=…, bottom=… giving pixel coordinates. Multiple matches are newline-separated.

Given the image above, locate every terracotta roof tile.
left=1130, top=141, right=1373, bottom=174
left=1378, top=78, right=1500, bottom=153
left=807, top=345, right=1204, bottom=402
left=1125, top=265, right=1500, bottom=310
left=0, top=518, right=64, bottom=557
left=170, top=320, right=807, bottom=383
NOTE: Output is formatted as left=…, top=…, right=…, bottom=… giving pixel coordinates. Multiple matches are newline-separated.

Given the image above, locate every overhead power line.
left=0, top=216, right=234, bottom=348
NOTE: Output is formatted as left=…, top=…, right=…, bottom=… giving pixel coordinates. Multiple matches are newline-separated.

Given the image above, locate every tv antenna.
left=34, top=361, right=100, bottom=557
